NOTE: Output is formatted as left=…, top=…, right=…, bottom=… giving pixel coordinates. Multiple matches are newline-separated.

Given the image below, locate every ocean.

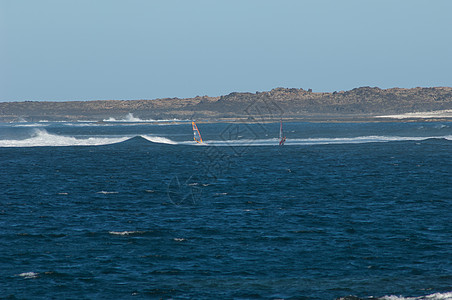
left=1, top=119, right=451, bottom=299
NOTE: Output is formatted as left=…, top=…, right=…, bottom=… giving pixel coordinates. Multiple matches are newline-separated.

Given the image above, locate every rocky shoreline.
left=1, top=86, right=452, bottom=123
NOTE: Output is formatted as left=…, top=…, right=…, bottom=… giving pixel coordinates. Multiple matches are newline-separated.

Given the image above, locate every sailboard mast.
left=192, top=121, right=203, bottom=144
left=279, top=120, right=283, bottom=139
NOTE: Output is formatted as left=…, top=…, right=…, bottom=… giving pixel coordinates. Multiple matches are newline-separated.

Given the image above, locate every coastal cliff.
left=1, top=86, right=452, bottom=122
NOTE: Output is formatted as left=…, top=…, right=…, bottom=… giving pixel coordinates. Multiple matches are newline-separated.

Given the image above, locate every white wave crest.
left=376, top=110, right=452, bottom=119
left=17, top=272, right=39, bottom=279
left=103, top=113, right=187, bottom=123
left=380, top=292, right=452, bottom=300
left=104, top=113, right=142, bottom=122
left=109, top=231, right=145, bottom=236
left=141, top=135, right=178, bottom=145
left=0, top=129, right=129, bottom=147
left=13, top=123, right=49, bottom=127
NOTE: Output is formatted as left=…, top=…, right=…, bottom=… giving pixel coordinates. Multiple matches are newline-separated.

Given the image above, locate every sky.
left=1, top=0, right=452, bottom=102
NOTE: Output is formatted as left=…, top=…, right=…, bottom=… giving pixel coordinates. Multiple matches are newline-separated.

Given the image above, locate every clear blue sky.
left=1, top=0, right=451, bottom=101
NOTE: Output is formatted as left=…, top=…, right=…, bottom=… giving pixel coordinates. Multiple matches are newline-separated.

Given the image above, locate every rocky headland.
left=1, top=86, right=452, bottom=123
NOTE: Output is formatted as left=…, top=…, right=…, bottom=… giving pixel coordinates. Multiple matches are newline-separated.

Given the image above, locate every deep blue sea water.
left=1, top=120, right=451, bottom=299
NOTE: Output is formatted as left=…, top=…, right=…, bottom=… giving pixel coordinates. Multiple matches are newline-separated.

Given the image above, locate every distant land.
left=1, top=86, right=452, bottom=123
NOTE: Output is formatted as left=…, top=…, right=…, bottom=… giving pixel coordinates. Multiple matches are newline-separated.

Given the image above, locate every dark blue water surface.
left=1, top=121, right=451, bottom=299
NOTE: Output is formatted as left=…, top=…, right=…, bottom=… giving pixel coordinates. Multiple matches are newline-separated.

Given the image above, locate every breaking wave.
left=0, top=129, right=129, bottom=147
left=0, top=129, right=180, bottom=147
left=379, top=292, right=452, bottom=300
left=339, top=292, right=452, bottom=300
left=103, top=113, right=188, bottom=123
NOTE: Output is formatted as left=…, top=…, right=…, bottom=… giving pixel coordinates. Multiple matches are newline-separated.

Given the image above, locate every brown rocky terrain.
left=1, top=86, right=452, bottom=122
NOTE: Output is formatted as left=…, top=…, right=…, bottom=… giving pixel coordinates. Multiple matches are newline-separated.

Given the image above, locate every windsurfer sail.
left=192, top=121, right=203, bottom=144
left=279, top=120, right=286, bottom=145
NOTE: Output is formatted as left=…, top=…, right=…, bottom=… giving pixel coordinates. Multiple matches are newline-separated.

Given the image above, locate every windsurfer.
left=279, top=120, right=286, bottom=145
left=192, top=121, right=203, bottom=144
left=279, top=136, right=286, bottom=145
